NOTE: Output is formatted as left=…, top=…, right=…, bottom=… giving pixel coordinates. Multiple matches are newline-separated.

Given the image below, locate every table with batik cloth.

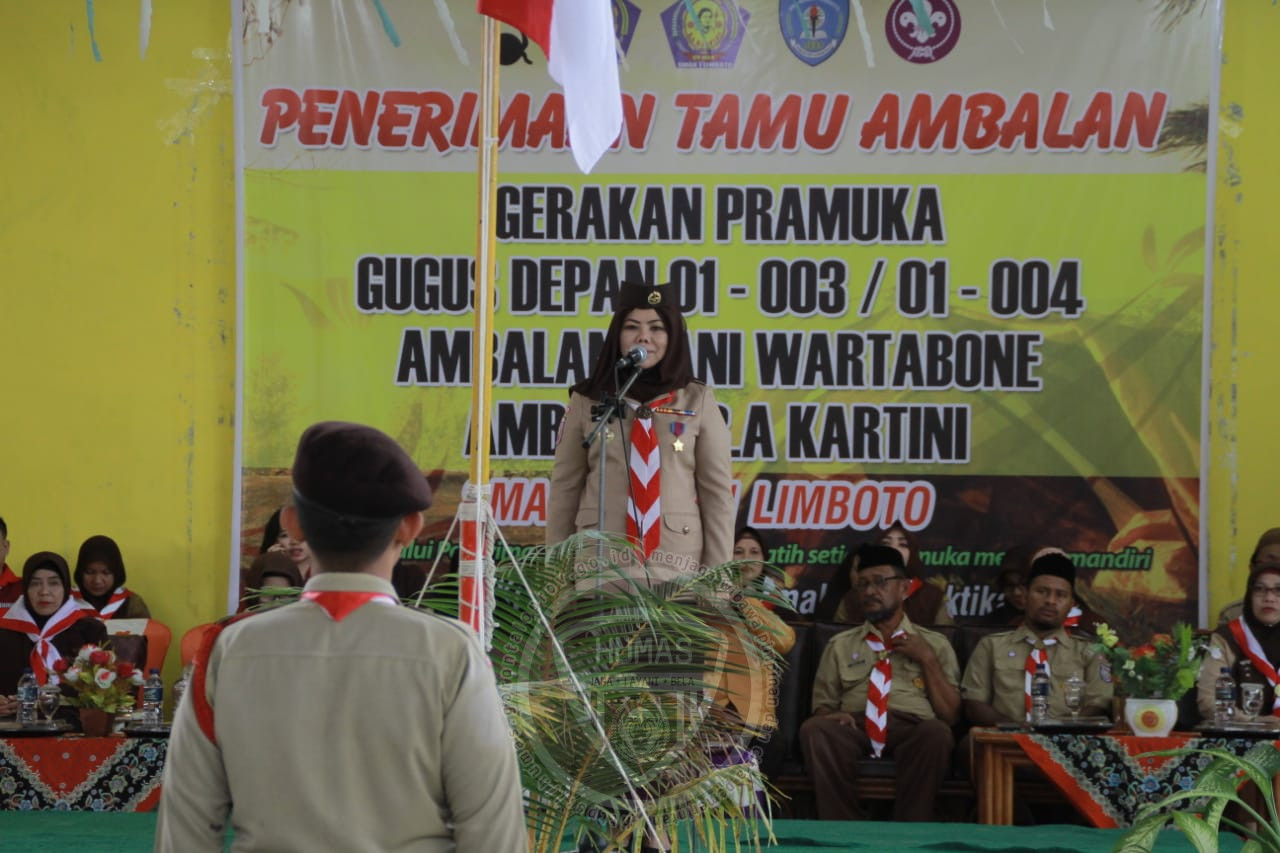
left=0, top=737, right=167, bottom=811
left=973, top=727, right=1279, bottom=827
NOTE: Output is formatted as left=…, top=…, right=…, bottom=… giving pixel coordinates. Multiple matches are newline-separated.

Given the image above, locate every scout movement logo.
left=779, top=0, right=848, bottom=66
left=885, top=0, right=960, bottom=64
left=660, top=0, right=750, bottom=69
left=613, top=0, right=641, bottom=59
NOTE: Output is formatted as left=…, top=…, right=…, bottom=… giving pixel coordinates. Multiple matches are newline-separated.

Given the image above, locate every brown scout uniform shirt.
left=811, top=614, right=960, bottom=718
left=961, top=625, right=1113, bottom=721
left=156, top=573, right=528, bottom=852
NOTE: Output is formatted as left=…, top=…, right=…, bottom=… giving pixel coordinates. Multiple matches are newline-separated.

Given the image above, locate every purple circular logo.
left=885, top=0, right=960, bottom=64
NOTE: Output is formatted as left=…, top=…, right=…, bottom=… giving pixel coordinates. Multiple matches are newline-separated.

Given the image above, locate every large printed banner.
left=234, top=0, right=1215, bottom=637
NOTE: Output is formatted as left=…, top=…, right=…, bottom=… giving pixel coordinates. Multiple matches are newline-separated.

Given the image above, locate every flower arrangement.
left=52, top=644, right=143, bottom=713
left=1092, top=622, right=1206, bottom=700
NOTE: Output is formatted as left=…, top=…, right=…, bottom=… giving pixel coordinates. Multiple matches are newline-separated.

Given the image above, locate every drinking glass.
left=36, top=683, right=60, bottom=724
left=1063, top=678, right=1085, bottom=720
left=1241, top=683, right=1265, bottom=718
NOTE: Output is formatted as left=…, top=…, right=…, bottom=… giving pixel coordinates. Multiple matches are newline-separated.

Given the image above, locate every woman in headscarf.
left=0, top=552, right=106, bottom=715
left=1198, top=557, right=1280, bottom=726
left=832, top=523, right=952, bottom=626
left=1217, top=528, right=1280, bottom=625
left=73, top=535, right=151, bottom=619
left=547, top=280, right=734, bottom=586
left=238, top=551, right=304, bottom=612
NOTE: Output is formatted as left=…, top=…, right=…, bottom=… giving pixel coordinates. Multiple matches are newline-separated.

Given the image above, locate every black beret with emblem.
left=292, top=421, right=433, bottom=519
left=618, top=280, right=675, bottom=310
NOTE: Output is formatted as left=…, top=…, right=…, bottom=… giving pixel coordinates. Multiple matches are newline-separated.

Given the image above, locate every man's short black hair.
left=0, top=516, right=7, bottom=539
left=293, top=493, right=402, bottom=572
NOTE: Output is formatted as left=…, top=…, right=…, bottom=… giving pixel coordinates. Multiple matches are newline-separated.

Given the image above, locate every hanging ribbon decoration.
left=140, top=0, right=152, bottom=59
left=907, top=0, right=934, bottom=38
left=371, top=0, right=402, bottom=47
left=86, top=0, right=104, bottom=62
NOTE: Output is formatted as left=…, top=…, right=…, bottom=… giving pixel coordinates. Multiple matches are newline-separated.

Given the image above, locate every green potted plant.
left=1093, top=623, right=1206, bottom=736
left=1115, top=741, right=1280, bottom=852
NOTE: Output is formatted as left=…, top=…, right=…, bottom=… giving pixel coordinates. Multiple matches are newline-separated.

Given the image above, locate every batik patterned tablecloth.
left=1012, top=733, right=1275, bottom=828
left=0, top=737, right=166, bottom=811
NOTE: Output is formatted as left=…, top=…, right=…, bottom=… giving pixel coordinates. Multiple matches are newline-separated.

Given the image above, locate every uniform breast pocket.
left=839, top=658, right=873, bottom=689
left=994, top=650, right=1029, bottom=688
left=662, top=512, right=701, bottom=539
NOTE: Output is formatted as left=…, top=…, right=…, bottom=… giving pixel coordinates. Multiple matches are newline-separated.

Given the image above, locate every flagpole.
left=460, top=14, right=501, bottom=640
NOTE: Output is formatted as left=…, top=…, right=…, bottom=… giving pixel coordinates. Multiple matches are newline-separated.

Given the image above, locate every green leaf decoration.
left=411, top=531, right=791, bottom=852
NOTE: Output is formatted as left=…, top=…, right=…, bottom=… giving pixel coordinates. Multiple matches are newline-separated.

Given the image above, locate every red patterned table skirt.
left=1011, top=732, right=1278, bottom=828
left=0, top=736, right=166, bottom=811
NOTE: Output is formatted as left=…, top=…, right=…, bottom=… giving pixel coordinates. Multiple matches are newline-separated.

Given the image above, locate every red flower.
left=1151, top=634, right=1173, bottom=646
left=88, top=650, right=111, bottom=667
left=52, top=659, right=69, bottom=674
left=116, top=662, right=135, bottom=678
left=1133, top=644, right=1157, bottom=659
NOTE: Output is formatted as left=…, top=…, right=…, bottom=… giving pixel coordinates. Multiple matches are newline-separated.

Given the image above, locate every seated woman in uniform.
left=0, top=552, right=106, bottom=718
left=73, top=535, right=151, bottom=619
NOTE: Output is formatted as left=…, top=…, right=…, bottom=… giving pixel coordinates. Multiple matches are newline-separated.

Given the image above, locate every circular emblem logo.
left=647, top=290, right=662, bottom=305
left=885, top=0, right=960, bottom=64
left=681, top=0, right=729, bottom=51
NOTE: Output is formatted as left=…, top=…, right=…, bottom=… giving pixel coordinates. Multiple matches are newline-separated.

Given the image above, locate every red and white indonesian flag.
left=477, top=0, right=622, bottom=173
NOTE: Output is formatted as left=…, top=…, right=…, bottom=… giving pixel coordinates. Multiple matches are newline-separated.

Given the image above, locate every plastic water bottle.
left=16, top=669, right=37, bottom=727
left=171, top=666, right=190, bottom=716
left=1030, top=663, right=1051, bottom=723
left=1214, top=666, right=1236, bottom=724
left=142, top=669, right=164, bottom=726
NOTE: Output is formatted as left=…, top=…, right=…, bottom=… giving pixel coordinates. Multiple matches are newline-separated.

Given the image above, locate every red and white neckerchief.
left=1063, top=606, right=1082, bottom=628
left=1024, top=636, right=1058, bottom=720
left=302, top=590, right=398, bottom=622
left=863, top=629, right=905, bottom=758
left=1228, top=617, right=1280, bottom=714
left=73, top=586, right=130, bottom=617
left=626, top=392, right=674, bottom=561
left=0, top=597, right=93, bottom=684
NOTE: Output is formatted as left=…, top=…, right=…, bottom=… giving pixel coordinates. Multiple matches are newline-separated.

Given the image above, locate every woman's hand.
left=0, top=695, right=18, bottom=717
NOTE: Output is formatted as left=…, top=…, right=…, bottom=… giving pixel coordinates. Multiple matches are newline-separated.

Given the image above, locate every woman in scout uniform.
left=1198, top=558, right=1280, bottom=726
left=73, top=535, right=152, bottom=619
left=547, top=280, right=734, bottom=585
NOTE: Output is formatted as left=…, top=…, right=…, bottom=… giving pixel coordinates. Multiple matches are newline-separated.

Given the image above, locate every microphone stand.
left=583, top=362, right=645, bottom=594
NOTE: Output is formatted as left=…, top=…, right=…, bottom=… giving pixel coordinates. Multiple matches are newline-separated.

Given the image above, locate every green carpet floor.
left=0, top=814, right=1246, bottom=851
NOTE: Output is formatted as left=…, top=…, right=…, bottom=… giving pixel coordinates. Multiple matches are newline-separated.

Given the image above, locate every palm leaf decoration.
left=418, top=531, right=790, bottom=853
left=247, top=530, right=791, bottom=851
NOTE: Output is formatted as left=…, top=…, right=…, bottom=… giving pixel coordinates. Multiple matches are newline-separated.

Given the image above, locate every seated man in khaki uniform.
left=798, top=544, right=961, bottom=821
left=157, top=422, right=528, bottom=852
left=961, top=552, right=1113, bottom=733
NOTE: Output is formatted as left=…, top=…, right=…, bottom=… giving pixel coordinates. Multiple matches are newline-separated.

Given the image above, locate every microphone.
left=615, top=345, right=649, bottom=370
